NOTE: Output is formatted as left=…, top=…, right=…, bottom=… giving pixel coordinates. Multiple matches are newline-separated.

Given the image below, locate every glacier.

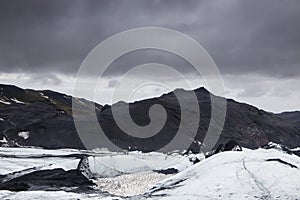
left=0, top=146, right=299, bottom=199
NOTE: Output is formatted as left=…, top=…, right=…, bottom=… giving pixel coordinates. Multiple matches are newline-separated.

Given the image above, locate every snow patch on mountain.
left=0, top=99, right=11, bottom=105
left=0, top=137, right=7, bottom=143
left=11, top=98, right=25, bottom=104
left=291, top=147, right=300, bottom=151
left=18, top=131, right=30, bottom=140
left=39, top=92, right=49, bottom=99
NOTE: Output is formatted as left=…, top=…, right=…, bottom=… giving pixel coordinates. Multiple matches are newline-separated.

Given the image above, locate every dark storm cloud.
left=0, top=0, right=299, bottom=78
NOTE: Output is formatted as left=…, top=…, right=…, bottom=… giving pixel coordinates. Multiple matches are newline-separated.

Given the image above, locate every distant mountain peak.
left=194, top=86, right=209, bottom=93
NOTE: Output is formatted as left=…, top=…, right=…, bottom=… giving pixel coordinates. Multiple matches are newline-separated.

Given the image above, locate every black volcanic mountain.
left=278, top=111, right=300, bottom=124
left=0, top=84, right=102, bottom=149
left=0, top=84, right=299, bottom=152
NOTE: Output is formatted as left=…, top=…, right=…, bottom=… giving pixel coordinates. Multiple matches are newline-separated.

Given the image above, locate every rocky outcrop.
left=261, top=142, right=300, bottom=157
left=277, top=111, right=300, bottom=124
left=0, top=168, right=94, bottom=192
left=0, top=156, right=94, bottom=192
left=205, top=140, right=242, bottom=158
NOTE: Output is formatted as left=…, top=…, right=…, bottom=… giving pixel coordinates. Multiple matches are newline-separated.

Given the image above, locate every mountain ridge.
left=0, top=84, right=299, bottom=152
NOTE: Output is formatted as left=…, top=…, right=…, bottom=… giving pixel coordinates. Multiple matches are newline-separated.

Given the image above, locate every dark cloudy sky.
left=0, top=0, right=299, bottom=112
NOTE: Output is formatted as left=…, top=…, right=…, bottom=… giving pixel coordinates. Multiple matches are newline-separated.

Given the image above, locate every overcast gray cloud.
left=0, top=0, right=299, bottom=77
left=0, top=0, right=299, bottom=112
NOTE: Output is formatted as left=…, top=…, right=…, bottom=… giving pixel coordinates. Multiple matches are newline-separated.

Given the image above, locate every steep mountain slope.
left=220, top=100, right=300, bottom=150
left=0, top=84, right=102, bottom=149
left=98, top=88, right=300, bottom=152
left=277, top=111, right=300, bottom=124
left=0, top=84, right=299, bottom=151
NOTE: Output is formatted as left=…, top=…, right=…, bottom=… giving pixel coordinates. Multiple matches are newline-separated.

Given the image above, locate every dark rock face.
left=0, top=168, right=94, bottom=191
left=223, top=140, right=242, bottom=151
left=0, top=84, right=102, bottom=149
left=0, top=84, right=300, bottom=152
left=277, top=111, right=300, bottom=124
left=154, top=168, right=178, bottom=175
left=0, top=182, right=30, bottom=192
left=189, top=156, right=201, bottom=164
left=205, top=140, right=243, bottom=158
left=261, top=142, right=293, bottom=153
left=261, top=142, right=300, bottom=157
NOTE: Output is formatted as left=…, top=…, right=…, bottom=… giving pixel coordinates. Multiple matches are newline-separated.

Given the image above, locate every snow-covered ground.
left=147, top=148, right=300, bottom=200
left=88, top=151, right=196, bottom=177
left=96, top=171, right=171, bottom=196
left=0, top=147, right=299, bottom=200
left=0, top=190, right=119, bottom=200
left=0, top=147, right=193, bottom=176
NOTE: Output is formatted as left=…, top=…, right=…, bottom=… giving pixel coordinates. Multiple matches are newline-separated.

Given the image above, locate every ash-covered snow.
left=0, top=147, right=80, bottom=157
left=0, top=147, right=81, bottom=175
left=0, top=155, right=80, bottom=176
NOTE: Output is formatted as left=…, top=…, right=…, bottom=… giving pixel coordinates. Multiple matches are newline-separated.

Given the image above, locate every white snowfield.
left=88, top=151, right=196, bottom=177
left=0, top=190, right=121, bottom=200
left=0, top=147, right=84, bottom=157
left=148, top=148, right=300, bottom=200
left=0, top=147, right=299, bottom=200
left=0, top=147, right=84, bottom=175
